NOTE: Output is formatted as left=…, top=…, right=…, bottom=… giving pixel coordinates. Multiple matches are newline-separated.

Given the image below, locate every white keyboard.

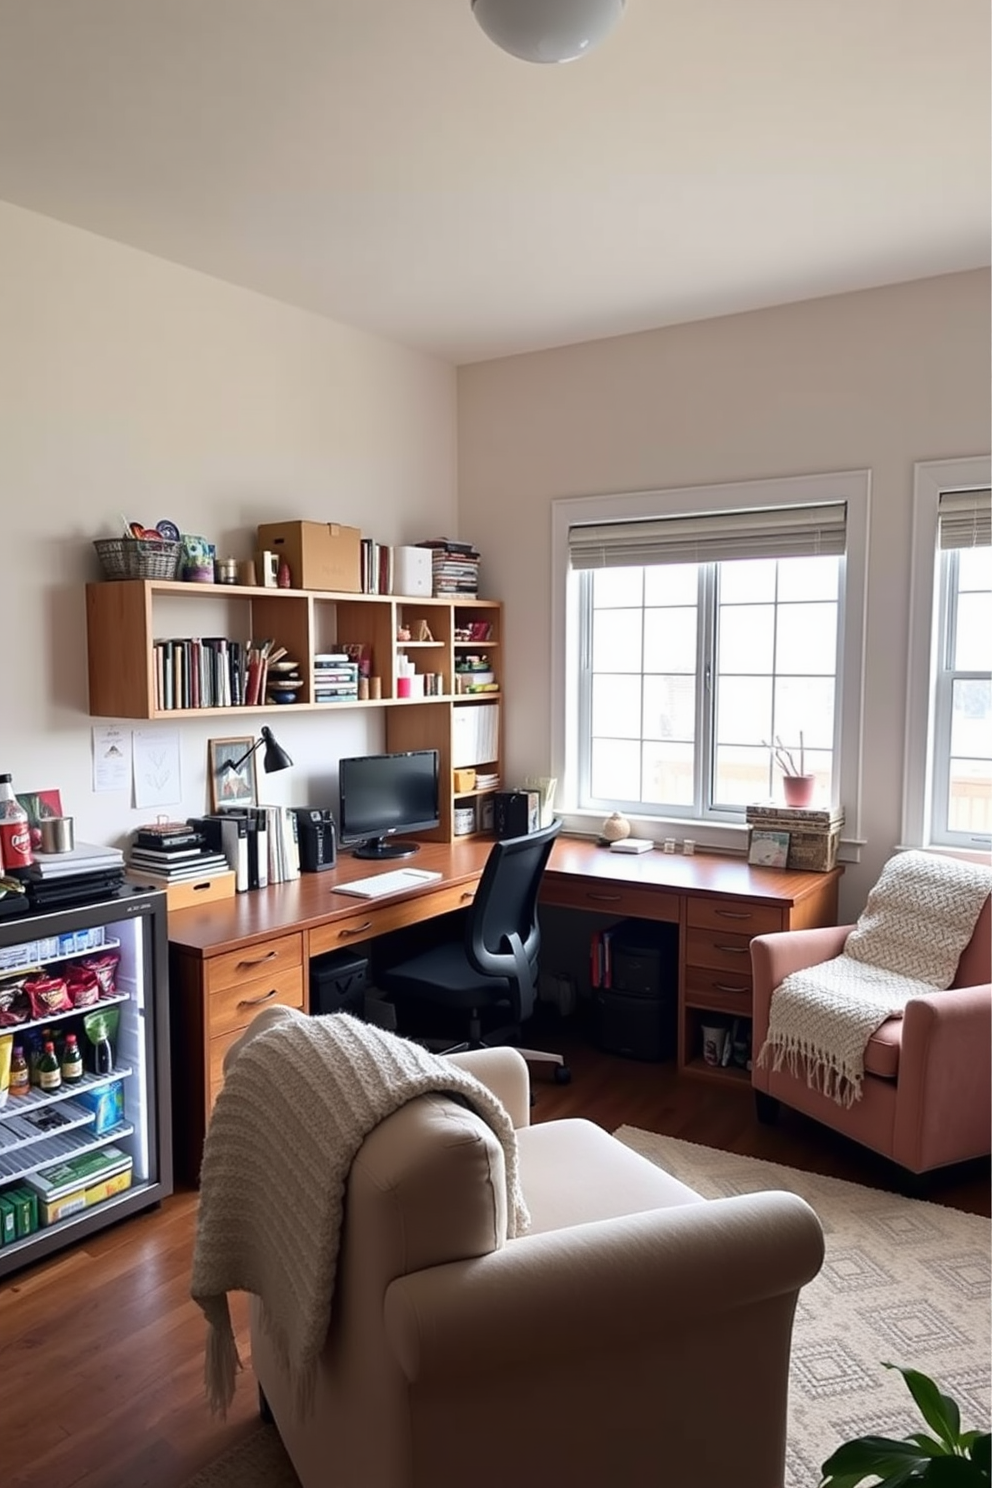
left=335, top=867, right=443, bottom=900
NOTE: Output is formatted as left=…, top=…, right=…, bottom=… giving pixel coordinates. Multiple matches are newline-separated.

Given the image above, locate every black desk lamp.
left=222, top=726, right=294, bottom=779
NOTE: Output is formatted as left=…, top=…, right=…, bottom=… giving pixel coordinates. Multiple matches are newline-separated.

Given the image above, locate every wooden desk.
left=541, top=838, right=841, bottom=1083
left=167, top=837, right=840, bottom=1180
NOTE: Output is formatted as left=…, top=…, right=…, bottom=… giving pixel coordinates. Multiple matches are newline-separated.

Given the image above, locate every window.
left=905, top=462, right=991, bottom=852
left=552, top=472, right=869, bottom=845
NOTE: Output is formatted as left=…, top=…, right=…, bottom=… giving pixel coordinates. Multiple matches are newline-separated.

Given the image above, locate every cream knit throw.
left=758, top=851, right=991, bottom=1107
left=190, top=1007, right=529, bottom=1417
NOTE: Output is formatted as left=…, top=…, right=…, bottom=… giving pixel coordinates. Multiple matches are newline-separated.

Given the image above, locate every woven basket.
left=93, top=537, right=183, bottom=581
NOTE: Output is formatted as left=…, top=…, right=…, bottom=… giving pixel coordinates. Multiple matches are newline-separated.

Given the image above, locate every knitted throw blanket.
left=190, top=1007, right=529, bottom=1417
left=757, top=851, right=991, bottom=1107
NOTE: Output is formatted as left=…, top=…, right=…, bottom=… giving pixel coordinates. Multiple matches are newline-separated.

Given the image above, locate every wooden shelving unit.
left=85, top=579, right=503, bottom=843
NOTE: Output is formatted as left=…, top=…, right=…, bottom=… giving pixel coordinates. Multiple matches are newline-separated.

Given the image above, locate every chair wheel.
left=553, top=1065, right=572, bottom=1085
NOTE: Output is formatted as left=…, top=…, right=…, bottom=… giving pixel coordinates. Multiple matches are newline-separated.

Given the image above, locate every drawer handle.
left=339, top=921, right=373, bottom=938
left=715, top=910, right=752, bottom=921
left=460, top=891, right=474, bottom=903
left=587, top=892, right=622, bottom=903
left=237, top=988, right=278, bottom=1009
left=713, top=982, right=749, bottom=994
left=237, top=949, right=279, bottom=969
left=714, top=944, right=749, bottom=955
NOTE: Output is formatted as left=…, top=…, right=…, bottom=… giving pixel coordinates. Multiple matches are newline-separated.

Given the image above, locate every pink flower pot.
left=782, top=774, right=816, bottom=808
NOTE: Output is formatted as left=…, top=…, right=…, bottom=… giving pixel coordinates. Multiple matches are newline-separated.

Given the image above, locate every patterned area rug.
left=184, top=1133, right=990, bottom=1488
left=616, top=1130, right=991, bottom=1488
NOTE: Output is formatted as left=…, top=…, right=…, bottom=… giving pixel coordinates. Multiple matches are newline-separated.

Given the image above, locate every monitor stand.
left=353, top=837, right=420, bottom=861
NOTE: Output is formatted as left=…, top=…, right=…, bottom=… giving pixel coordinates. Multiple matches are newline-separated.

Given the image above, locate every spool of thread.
left=369, top=677, right=382, bottom=699
left=358, top=677, right=369, bottom=701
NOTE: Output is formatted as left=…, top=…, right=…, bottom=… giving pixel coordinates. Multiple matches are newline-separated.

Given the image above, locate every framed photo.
left=208, top=736, right=257, bottom=813
left=748, top=829, right=790, bottom=869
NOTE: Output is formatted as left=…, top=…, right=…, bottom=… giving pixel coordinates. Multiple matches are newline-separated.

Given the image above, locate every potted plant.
left=820, top=1363, right=990, bottom=1486
left=764, top=731, right=816, bottom=807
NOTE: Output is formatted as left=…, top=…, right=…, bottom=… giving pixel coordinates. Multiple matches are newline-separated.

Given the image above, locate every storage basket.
left=93, top=537, right=182, bottom=581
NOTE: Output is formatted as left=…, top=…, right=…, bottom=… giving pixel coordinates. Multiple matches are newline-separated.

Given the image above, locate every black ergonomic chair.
left=378, top=818, right=570, bottom=1082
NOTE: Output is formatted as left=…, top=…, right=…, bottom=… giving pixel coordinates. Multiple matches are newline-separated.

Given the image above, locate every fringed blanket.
left=190, top=1007, right=529, bottom=1418
left=758, top=851, right=991, bottom=1107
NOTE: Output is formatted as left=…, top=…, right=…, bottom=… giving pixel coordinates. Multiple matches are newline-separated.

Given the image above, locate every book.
left=129, top=843, right=205, bottom=863
left=28, top=842, right=125, bottom=878
left=747, top=829, right=790, bottom=868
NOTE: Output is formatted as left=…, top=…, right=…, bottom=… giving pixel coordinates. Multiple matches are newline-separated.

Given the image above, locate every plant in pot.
left=765, top=731, right=815, bottom=808
left=820, top=1363, right=990, bottom=1486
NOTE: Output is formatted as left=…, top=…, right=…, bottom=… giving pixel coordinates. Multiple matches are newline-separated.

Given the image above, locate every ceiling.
left=0, top=1, right=988, bottom=364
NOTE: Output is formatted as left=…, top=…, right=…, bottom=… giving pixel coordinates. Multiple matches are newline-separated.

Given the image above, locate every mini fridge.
left=0, top=886, right=172, bottom=1277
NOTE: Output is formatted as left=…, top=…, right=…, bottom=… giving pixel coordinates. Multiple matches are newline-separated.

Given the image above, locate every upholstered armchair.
left=250, top=1045, right=824, bottom=1488
left=752, top=866, right=991, bottom=1179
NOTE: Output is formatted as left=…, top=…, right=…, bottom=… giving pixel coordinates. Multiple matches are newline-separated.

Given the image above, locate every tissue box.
left=75, top=1080, right=124, bottom=1135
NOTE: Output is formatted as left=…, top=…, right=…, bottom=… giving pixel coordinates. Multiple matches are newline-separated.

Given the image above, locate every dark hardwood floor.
left=2, top=1022, right=988, bottom=1488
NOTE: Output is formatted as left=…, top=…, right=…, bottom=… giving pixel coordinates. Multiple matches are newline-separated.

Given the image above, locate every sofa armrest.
left=893, top=983, right=992, bottom=1172
left=384, top=1190, right=823, bottom=1381
left=444, top=1046, right=531, bottom=1129
left=751, top=925, right=854, bottom=1043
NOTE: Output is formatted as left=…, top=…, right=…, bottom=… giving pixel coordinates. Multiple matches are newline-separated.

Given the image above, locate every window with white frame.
left=552, top=472, right=869, bottom=839
left=905, top=462, right=991, bottom=853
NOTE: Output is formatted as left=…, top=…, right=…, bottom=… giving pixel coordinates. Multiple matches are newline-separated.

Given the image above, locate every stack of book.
left=416, top=538, right=480, bottom=597
left=313, top=654, right=359, bottom=703
left=25, top=842, right=126, bottom=909
left=127, top=823, right=230, bottom=886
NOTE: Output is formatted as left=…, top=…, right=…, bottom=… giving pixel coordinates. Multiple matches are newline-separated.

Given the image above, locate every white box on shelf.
left=392, top=546, right=432, bottom=598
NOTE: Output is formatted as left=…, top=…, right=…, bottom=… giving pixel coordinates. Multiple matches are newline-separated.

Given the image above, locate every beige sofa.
left=251, top=1046, right=823, bottom=1488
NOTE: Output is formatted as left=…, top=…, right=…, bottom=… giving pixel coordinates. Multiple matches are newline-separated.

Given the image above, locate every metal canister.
left=216, top=556, right=239, bottom=585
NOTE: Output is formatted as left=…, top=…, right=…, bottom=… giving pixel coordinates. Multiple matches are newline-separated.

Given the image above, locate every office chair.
left=378, top=818, right=570, bottom=1082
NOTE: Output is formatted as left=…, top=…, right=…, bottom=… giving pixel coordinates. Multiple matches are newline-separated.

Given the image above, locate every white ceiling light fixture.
left=471, top=0, right=626, bottom=64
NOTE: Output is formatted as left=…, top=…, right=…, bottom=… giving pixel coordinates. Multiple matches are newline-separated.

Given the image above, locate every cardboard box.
left=75, top=1079, right=125, bottom=1135
left=256, top=521, right=362, bottom=593
left=31, top=1165, right=133, bottom=1227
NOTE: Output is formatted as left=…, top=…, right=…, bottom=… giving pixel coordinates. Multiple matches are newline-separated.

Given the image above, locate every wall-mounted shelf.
left=85, top=579, right=504, bottom=842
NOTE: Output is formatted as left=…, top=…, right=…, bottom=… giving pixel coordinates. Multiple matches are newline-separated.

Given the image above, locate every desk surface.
left=166, top=835, right=841, bottom=957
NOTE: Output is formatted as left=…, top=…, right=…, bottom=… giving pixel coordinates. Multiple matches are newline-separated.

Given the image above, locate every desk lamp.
left=222, top=726, right=294, bottom=780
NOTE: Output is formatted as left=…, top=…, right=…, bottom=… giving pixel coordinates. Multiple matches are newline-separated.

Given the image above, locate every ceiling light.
left=471, top=0, right=626, bottom=64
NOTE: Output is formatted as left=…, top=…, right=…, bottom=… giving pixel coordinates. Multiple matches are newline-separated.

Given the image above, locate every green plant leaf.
left=907, top=1433, right=953, bottom=1457
left=969, top=1434, right=990, bottom=1472
left=821, top=1435, right=931, bottom=1485
left=918, top=1456, right=990, bottom=1483
left=885, top=1364, right=962, bottom=1449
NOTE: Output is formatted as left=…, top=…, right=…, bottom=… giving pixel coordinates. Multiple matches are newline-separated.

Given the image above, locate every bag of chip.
left=24, top=974, right=73, bottom=1019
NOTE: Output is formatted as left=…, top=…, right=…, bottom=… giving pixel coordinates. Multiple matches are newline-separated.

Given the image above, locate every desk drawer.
left=309, top=883, right=476, bottom=959
left=687, top=898, right=784, bottom=936
left=207, top=1028, right=244, bottom=1113
left=685, top=926, right=755, bottom=976
left=204, top=932, right=304, bottom=996
left=540, top=877, right=679, bottom=923
left=208, top=964, right=306, bottom=1040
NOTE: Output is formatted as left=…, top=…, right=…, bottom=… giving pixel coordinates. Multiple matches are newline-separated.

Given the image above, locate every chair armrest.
left=893, top=983, right=992, bottom=1172
left=444, top=1046, right=531, bottom=1129
left=751, top=925, right=854, bottom=1044
left=384, top=1190, right=823, bottom=1381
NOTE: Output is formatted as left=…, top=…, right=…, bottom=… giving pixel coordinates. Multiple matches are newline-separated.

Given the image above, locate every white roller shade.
left=568, top=501, right=846, bottom=570
left=937, top=488, right=991, bottom=550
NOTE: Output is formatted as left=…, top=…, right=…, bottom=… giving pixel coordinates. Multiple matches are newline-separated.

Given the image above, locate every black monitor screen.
left=338, top=749, right=440, bottom=860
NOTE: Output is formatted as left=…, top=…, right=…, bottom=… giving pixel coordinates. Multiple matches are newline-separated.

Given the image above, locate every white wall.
left=457, top=270, right=991, bottom=917
left=0, top=201, right=457, bottom=848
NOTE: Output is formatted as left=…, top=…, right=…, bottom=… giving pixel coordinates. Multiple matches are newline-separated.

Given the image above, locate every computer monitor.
left=338, top=749, right=440, bottom=860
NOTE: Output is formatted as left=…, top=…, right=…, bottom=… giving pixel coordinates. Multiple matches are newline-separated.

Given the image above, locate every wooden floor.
left=2, top=1025, right=988, bottom=1488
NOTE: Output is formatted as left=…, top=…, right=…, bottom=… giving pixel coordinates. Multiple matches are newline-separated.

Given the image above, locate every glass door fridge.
left=0, top=885, right=172, bottom=1277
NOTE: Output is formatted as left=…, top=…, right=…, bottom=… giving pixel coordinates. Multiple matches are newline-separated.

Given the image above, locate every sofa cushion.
left=518, top=1118, right=703, bottom=1234
left=863, top=1018, right=901, bottom=1080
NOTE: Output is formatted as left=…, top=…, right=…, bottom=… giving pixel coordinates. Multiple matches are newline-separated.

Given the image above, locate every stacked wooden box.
left=745, top=803, right=845, bottom=872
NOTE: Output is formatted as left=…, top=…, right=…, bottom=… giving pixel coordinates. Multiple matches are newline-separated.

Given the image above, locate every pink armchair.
left=751, top=894, right=991, bottom=1178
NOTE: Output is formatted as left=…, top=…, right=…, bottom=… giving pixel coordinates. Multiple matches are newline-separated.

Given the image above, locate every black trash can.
left=310, top=949, right=371, bottom=1018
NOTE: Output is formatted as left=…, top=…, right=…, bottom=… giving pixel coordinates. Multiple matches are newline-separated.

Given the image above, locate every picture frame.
left=208, top=736, right=257, bottom=813
left=748, top=828, right=790, bottom=869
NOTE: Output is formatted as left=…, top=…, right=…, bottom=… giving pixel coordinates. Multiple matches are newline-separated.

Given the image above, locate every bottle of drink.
left=9, top=1045, right=30, bottom=1097
left=37, top=1040, right=62, bottom=1093
left=60, top=1033, right=84, bottom=1084
left=0, top=774, right=33, bottom=873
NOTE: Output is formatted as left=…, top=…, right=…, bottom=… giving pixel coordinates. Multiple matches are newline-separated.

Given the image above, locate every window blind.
left=937, top=488, right=991, bottom=550
left=568, top=501, right=847, bottom=570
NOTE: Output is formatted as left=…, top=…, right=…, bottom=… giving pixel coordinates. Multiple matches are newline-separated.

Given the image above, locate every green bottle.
left=37, top=1040, right=62, bottom=1093
left=60, top=1033, right=83, bottom=1084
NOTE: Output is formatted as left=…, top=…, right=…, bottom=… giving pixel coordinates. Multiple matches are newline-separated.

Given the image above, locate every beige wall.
left=0, top=201, right=457, bottom=846
left=457, top=270, right=991, bottom=915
